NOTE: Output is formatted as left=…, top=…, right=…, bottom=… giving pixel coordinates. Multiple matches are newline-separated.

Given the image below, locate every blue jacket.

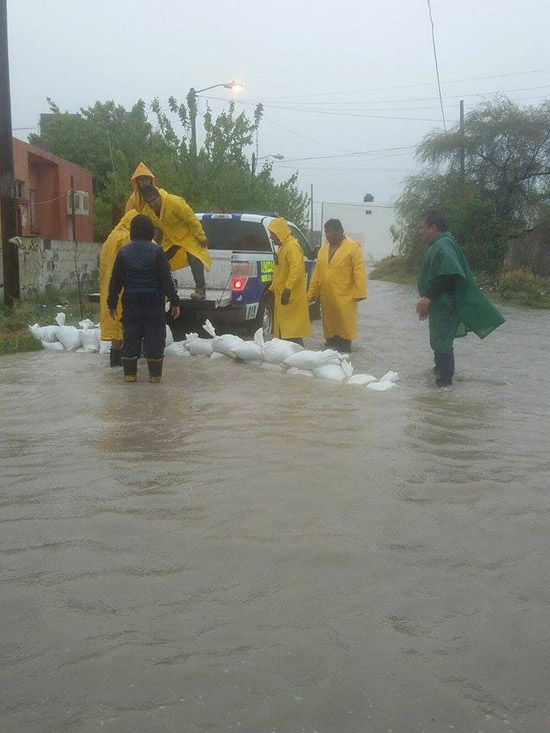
left=107, top=239, right=180, bottom=309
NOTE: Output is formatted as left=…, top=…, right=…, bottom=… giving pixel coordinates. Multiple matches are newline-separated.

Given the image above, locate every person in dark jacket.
left=108, top=214, right=181, bottom=383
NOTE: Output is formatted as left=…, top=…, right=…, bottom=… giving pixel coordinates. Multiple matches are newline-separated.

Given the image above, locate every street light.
left=187, top=80, right=243, bottom=176
left=251, top=153, right=284, bottom=177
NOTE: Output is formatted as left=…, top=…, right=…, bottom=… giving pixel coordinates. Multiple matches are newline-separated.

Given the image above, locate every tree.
left=29, top=97, right=309, bottom=241
left=393, top=98, right=550, bottom=276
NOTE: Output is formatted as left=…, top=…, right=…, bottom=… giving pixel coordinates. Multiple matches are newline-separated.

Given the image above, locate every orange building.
left=13, top=137, right=94, bottom=242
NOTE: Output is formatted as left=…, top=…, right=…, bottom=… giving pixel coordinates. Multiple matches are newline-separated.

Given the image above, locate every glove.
left=281, top=289, right=291, bottom=306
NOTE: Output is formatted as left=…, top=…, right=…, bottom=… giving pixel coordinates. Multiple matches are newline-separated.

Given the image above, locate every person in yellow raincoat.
left=124, top=162, right=164, bottom=213
left=267, top=218, right=310, bottom=344
left=100, top=209, right=140, bottom=366
left=308, top=218, right=366, bottom=352
left=140, top=185, right=211, bottom=300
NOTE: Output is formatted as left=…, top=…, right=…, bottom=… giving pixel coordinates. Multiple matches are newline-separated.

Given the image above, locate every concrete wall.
left=3, top=237, right=101, bottom=298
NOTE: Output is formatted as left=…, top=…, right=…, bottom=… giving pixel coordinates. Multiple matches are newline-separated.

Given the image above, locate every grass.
left=0, top=290, right=98, bottom=355
left=369, top=256, right=419, bottom=285
left=370, top=258, right=550, bottom=310
left=493, top=270, right=550, bottom=309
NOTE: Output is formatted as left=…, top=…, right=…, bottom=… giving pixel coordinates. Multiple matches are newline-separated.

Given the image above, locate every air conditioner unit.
left=66, top=190, right=90, bottom=216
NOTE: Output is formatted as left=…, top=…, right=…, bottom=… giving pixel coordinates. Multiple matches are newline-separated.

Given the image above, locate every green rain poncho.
left=418, top=232, right=505, bottom=353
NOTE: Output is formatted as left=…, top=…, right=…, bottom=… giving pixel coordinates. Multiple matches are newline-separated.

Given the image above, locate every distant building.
left=12, top=137, right=94, bottom=242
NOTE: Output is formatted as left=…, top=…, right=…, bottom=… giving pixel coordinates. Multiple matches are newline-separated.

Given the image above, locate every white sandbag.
left=261, top=362, right=286, bottom=373
left=210, top=352, right=233, bottom=362
left=186, top=333, right=214, bottom=356
left=232, top=327, right=264, bottom=361
left=313, top=359, right=353, bottom=382
left=286, top=367, right=315, bottom=378
left=164, top=341, right=190, bottom=356
left=283, top=348, right=341, bottom=370
left=41, top=339, right=64, bottom=351
left=202, top=319, right=243, bottom=358
left=54, top=325, right=82, bottom=351
left=55, top=312, right=66, bottom=326
left=165, top=325, right=174, bottom=346
left=28, top=323, right=58, bottom=343
left=367, top=380, right=397, bottom=392
left=347, top=373, right=377, bottom=386
left=80, top=328, right=100, bottom=353
left=79, top=318, right=95, bottom=330
left=75, top=347, right=87, bottom=353
left=262, top=338, right=303, bottom=364
left=380, top=371, right=399, bottom=384
left=232, top=342, right=263, bottom=360
left=99, top=340, right=111, bottom=354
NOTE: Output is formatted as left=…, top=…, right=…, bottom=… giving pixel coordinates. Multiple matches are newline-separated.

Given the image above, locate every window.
left=14, top=180, right=25, bottom=199
left=29, top=190, right=36, bottom=230
left=200, top=219, right=272, bottom=252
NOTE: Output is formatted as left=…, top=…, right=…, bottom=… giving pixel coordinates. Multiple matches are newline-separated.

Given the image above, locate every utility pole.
left=459, top=99, right=465, bottom=194
left=188, top=88, right=198, bottom=180
left=70, top=175, right=83, bottom=319
left=251, top=152, right=256, bottom=178
left=0, top=0, right=20, bottom=306
left=309, top=184, right=314, bottom=246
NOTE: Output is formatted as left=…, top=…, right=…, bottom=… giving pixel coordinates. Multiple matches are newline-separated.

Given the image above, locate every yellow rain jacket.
left=268, top=218, right=311, bottom=339
left=125, top=162, right=157, bottom=213
left=142, top=189, right=211, bottom=272
left=308, top=238, right=366, bottom=340
left=99, top=209, right=139, bottom=340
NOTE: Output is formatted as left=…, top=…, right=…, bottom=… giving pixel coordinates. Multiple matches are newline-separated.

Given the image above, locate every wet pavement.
left=1, top=280, right=549, bottom=732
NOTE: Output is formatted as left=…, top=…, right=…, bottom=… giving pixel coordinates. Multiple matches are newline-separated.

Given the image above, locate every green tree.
left=393, top=98, right=550, bottom=276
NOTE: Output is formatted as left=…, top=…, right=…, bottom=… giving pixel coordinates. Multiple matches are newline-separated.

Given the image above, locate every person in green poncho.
left=416, top=211, right=505, bottom=387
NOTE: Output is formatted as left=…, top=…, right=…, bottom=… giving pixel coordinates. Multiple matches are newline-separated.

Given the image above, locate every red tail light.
left=231, top=261, right=254, bottom=291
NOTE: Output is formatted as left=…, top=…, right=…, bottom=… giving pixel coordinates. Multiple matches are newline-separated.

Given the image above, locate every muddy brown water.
left=1, top=280, right=549, bottom=732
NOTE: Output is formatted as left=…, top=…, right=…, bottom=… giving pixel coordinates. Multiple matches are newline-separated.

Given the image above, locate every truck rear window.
left=201, top=219, right=271, bottom=252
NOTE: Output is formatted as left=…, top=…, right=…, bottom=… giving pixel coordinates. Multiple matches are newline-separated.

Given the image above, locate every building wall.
left=12, top=138, right=94, bottom=242
left=15, top=237, right=101, bottom=298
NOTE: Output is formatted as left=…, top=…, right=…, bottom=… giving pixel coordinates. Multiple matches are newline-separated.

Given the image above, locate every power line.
left=254, top=68, right=550, bottom=101
left=279, top=145, right=416, bottom=163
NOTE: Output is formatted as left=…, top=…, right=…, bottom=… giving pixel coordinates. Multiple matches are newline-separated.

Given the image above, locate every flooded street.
left=1, top=280, right=549, bottom=733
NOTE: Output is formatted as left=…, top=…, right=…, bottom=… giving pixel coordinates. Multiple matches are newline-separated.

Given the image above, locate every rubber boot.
left=147, top=357, right=163, bottom=384
left=121, top=357, right=138, bottom=382
left=109, top=347, right=122, bottom=367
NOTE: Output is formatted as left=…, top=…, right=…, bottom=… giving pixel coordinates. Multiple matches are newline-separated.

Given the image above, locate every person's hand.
left=109, top=308, right=116, bottom=320
left=199, top=238, right=208, bottom=249
left=416, top=296, right=431, bottom=320
left=171, top=305, right=181, bottom=319
left=281, top=289, right=291, bottom=306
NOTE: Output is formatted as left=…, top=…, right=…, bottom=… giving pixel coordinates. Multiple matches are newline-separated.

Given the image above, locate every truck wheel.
left=255, top=292, right=274, bottom=338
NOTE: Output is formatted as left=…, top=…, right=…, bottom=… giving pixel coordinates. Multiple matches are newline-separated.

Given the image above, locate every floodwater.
left=1, top=280, right=549, bottom=733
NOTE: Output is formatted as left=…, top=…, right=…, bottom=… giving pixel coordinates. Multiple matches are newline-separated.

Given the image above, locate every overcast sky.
left=8, top=0, right=550, bottom=255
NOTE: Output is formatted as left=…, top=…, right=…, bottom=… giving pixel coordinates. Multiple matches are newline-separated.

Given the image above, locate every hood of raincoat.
left=268, top=217, right=292, bottom=245
left=130, top=162, right=156, bottom=190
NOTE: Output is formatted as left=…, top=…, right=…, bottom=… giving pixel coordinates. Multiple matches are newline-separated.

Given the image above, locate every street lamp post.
left=188, top=80, right=242, bottom=178
left=251, top=153, right=284, bottom=177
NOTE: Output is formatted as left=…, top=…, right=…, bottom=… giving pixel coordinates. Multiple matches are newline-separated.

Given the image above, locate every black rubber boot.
left=147, top=357, right=163, bottom=384
left=109, top=348, right=122, bottom=367
left=121, top=357, right=138, bottom=382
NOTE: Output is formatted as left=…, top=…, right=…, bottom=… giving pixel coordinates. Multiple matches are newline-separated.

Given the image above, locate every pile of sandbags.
left=29, top=314, right=186, bottom=356
left=181, top=321, right=399, bottom=390
left=30, top=313, right=399, bottom=390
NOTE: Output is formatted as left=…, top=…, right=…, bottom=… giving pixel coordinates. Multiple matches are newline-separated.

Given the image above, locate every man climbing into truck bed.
left=140, top=185, right=211, bottom=301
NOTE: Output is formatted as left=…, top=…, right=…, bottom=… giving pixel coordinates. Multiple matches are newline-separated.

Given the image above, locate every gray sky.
left=9, top=0, right=550, bottom=256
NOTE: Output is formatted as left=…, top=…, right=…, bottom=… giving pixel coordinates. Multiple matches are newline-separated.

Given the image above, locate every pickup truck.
left=172, top=212, right=319, bottom=334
